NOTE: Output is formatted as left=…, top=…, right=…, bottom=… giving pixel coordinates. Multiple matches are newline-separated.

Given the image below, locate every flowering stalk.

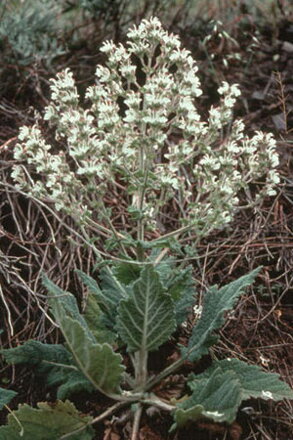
left=11, top=17, right=280, bottom=254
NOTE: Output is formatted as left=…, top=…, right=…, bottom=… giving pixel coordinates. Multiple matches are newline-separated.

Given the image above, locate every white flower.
left=193, top=305, right=202, bottom=319
left=11, top=17, right=280, bottom=236
left=205, top=411, right=224, bottom=418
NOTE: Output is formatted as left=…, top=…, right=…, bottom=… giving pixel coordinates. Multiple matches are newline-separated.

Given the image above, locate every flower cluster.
left=12, top=17, right=280, bottom=238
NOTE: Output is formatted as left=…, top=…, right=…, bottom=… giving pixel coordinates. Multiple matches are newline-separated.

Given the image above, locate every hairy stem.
left=130, top=404, right=143, bottom=440
left=142, top=397, right=175, bottom=412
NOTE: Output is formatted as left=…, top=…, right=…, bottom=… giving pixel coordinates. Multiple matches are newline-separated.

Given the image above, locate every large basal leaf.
left=112, top=261, right=142, bottom=285
left=44, top=276, right=124, bottom=395
left=188, top=358, right=293, bottom=401
left=0, top=387, right=17, bottom=410
left=0, top=400, right=94, bottom=439
left=100, top=266, right=129, bottom=305
left=112, top=257, right=196, bottom=326
left=51, top=303, right=124, bottom=395
left=49, top=369, right=94, bottom=400
left=77, top=267, right=128, bottom=327
left=76, top=270, right=111, bottom=314
left=148, top=253, right=196, bottom=325
left=181, top=268, right=260, bottom=362
left=167, top=266, right=196, bottom=325
left=43, top=276, right=96, bottom=343
left=173, top=368, right=242, bottom=429
left=2, top=340, right=71, bottom=366
left=82, top=292, right=116, bottom=344
left=1, top=340, right=94, bottom=400
left=116, top=265, right=176, bottom=352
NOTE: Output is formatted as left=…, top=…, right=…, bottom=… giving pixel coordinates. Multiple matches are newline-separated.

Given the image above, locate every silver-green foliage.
left=12, top=17, right=280, bottom=240
left=0, top=0, right=65, bottom=67
left=116, top=266, right=176, bottom=352
left=0, top=387, right=17, bottom=410
left=1, top=263, right=293, bottom=438
left=0, top=400, right=94, bottom=440
left=174, top=358, right=293, bottom=428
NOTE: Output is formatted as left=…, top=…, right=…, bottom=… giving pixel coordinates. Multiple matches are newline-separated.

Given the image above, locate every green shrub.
left=0, top=0, right=66, bottom=68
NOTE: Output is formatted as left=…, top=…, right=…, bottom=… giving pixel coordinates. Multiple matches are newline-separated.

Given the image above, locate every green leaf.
left=77, top=267, right=128, bottom=326
left=182, top=268, right=260, bottom=361
left=0, top=400, right=94, bottom=439
left=43, top=276, right=96, bottom=343
left=2, top=340, right=71, bottom=366
left=173, top=368, right=242, bottom=429
left=50, top=303, right=124, bottom=395
left=112, top=262, right=142, bottom=285
left=76, top=270, right=110, bottom=313
left=148, top=253, right=196, bottom=325
left=52, top=370, right=94, bottom=400
left=100, top=266, right=129, bottom=305
left=1, top=340, right=94, bottom=400
left=82, top=293, right=116, bottom=344
left=0, top=387, right=17, bottom=410
left=167, top=266, right=196, bottom=325
left=44, top=275, right=124, bottom=395
left=188, top=358, right=293, bottom=401
left=116, top=265, right=176, bottom=352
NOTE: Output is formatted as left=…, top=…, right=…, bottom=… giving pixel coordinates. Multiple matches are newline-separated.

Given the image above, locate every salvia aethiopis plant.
left=2, top=17, right=291, bottom=440
left=11, top=17, right=280, bottom=248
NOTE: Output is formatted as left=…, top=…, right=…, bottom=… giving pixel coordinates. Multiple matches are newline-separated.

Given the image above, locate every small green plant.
left=2, top=17, right=292, bottom=439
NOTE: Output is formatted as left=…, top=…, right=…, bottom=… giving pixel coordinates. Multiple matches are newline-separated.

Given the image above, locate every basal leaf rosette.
left=12, top=17, right=280, bottom=237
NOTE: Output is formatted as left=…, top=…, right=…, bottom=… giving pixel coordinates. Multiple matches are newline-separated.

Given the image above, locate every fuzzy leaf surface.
left=51, top=302, right=124, bottom=394
left=0, top=400, right=94, bottom=439
left=1, top=340, right=94, bottom=400
left=116, top=265, right=176, bottom=352
left=149, top=254, right=196, bottom=325
left=168, top=266, right=196, bottom=325
left=181, top=268, right=260, bottom=361
left=0, top=388, right=17, bottom=410
left=76, top=270, right=109, bottom=313
left=112, top=262, right=142, bottom=285
left=100, top=266, right=129, bottom=304
left=77, top=268, right=128, bottom=327
left=43, top=276, right=96, bottom=343
left=82, top=292, right=116, bottom=344
left=188, top=358, right=293, bottom=401
left=2, top=340, right=71, bottom=366
left=173, top=368, right=242, bottom=428
left=44, top=276, right=124, bottom=394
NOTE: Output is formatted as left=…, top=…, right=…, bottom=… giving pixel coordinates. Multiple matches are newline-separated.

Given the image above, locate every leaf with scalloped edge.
left=181, top=268, right=261, bottom=362
left=172, top=368, right=242, bottom=430
left=116, top=265, right=176, bottom=352
left=0, top=400, right=94, bottom=439
left=42, top=275, right=96, bottom=343
left=1, top=340, right=94, bottom=400
left=188, top=358, right=293, bottom=401
left=2, top=340, right=71, bottom=366
left=0, top=387, right=17, bottom=410
left=50, top=304, right=124, bottom=395
left=76, top=268, right=128, bottom=329
left=43, top=275, right=124, bottom=395
left=82, top=292, right=116, bottom=344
